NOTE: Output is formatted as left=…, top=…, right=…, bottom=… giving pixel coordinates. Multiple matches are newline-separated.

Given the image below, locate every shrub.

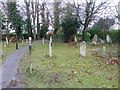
left=109, top=29, right=119, bottom=43
left=77, top=32, right=91, bottom=42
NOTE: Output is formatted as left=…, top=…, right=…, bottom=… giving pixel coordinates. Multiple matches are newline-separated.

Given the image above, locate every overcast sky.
left=1, top=0, right=120, bottom=29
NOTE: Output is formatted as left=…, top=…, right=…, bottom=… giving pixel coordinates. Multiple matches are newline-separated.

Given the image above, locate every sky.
left=0, top=0, right=120, bottom=29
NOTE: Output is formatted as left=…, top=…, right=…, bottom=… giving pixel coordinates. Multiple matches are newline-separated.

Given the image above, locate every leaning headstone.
left=80, top=41, right=86, bottom=57
left=106, top=34, right=112, bottom=43
left=49, top=36, right=52, bottom=57
left=74, top=36, right=77, bottom=42
left=92, top=34, right=97, bottom=45
left=42, top=38, right=45, bottom=45
left=6, top=37, right=9, bottom=45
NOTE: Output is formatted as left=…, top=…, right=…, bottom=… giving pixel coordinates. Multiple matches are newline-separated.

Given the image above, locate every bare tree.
left=24, top=0, right=32, bottom=37
left=67, top=0, right=109, bottom=41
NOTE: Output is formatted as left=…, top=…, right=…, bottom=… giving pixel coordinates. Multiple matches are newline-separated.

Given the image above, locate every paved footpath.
left=0, top=41, right=42, bottom=89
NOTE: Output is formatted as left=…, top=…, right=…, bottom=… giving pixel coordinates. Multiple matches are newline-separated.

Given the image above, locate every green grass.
left=19, top=42, right=119, bottom=88
left=0, top=41, right=28, bottom=65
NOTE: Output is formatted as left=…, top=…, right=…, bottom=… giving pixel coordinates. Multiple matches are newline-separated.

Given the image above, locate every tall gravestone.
left=80, top=41, right=86, bottom=57
left=106, top=34, right=112, bottom=43
left=49, top=37, right=52, bottom=57
left=92, top=34, right=97, bottom=45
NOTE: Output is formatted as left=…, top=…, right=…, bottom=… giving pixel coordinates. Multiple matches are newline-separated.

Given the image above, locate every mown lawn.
left=19, top=42, right=119, bottom=88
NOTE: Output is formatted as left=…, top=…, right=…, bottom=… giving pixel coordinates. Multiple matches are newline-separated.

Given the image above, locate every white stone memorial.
left=106, top=34, right=112, bottom=43
left=49, top=37, right=52, bottom=57
left=80, top=41, right=86, bottom=57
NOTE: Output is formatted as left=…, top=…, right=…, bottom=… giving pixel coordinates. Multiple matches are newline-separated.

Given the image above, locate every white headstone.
left=80, top=41, right=86, bottom=57
left=106, top=34, right=112, bottom=43
left=92, top=34, right=97, bottom=45
left=49, top=37, right=52, bottom=57
left=6, top=37, right=9, bottom=45
left=74, top=36, right=77, bottom=42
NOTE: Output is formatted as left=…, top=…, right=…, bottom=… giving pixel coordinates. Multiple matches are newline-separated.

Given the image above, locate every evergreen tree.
left=7, top=1, right=24, bottom=38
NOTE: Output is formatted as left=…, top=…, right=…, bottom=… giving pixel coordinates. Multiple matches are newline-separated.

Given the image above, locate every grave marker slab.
left=80, top=41, right=86, bottom=57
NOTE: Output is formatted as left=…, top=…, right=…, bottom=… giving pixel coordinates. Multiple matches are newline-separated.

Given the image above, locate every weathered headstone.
left=106, top=34, right=112, bottom=43
left=49, top=36, right=52, bottom=57
left=42, top=38, right=45, bottom=45
left=92, top=34, right=97, bottom=45
left=80, top=41, right=86, bottom=57
left=6, top=37, right=8, bottom=44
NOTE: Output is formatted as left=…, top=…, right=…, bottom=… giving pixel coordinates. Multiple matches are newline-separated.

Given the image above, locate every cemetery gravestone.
left=106, top=34, right=112, bottom=43
left=80, top=41, right=86, bottom=57
left=92, top=34, right=97, bottom=45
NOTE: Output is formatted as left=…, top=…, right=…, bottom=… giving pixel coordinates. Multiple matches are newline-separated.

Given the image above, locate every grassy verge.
left=19, top=42, right=119, bottom=88
left=0, top=42, right=28, bottom=65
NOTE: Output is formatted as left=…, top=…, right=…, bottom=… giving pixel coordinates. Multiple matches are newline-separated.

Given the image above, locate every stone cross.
left=49, top=36, right=52, bottom=57
left=92, top=34, right=97, bottom=45
left=6, top=37, right=8, bottom=44
left=106, top=34, right=112, bottom=43
left=80, top=41, right=86, bottom=57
